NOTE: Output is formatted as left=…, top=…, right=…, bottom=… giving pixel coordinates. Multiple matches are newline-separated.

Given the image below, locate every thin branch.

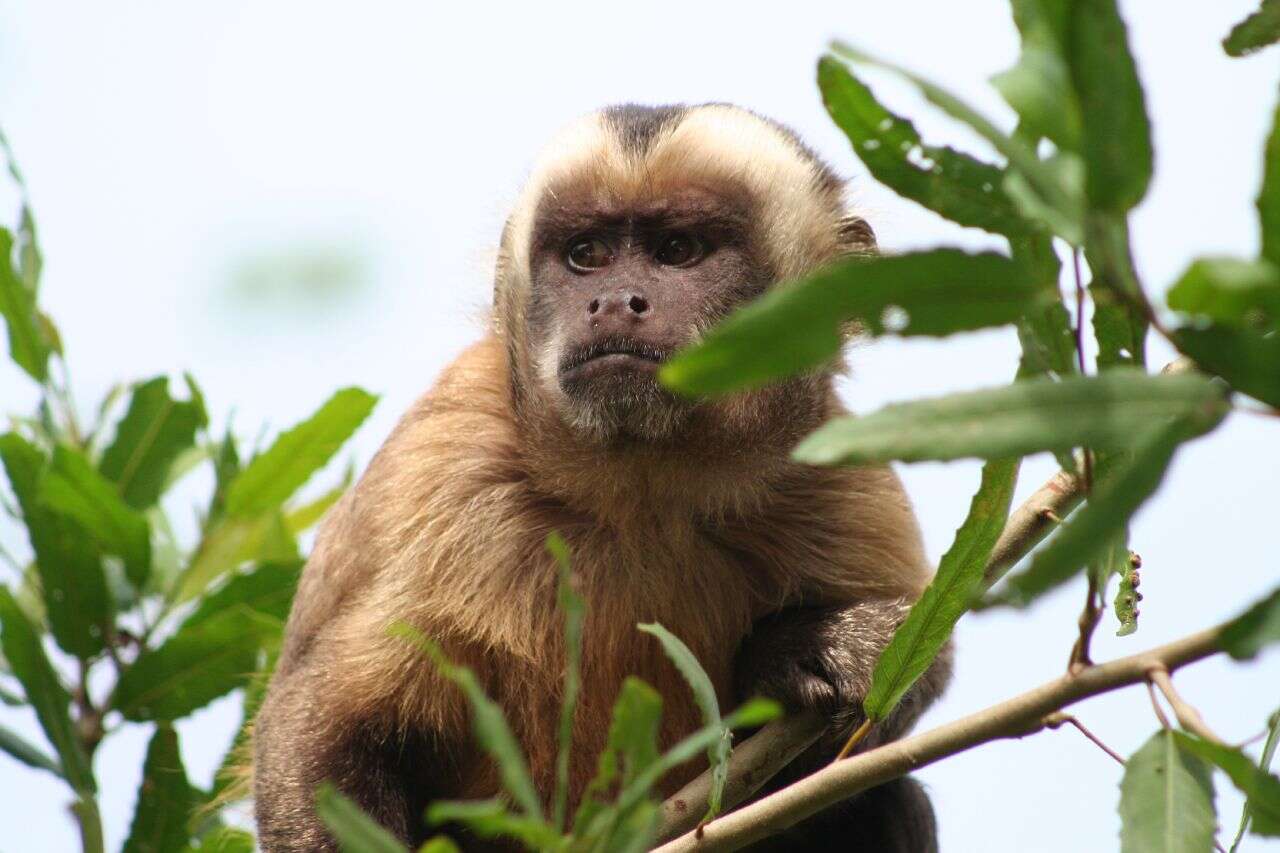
left=1148, top=666, right=1223, bottom=744
left=1044, top=712, right=1126, bottom=766
left=654, top=713, right=826, bottom=843
left=982, top=469, right=1083, bottom=588
left=654, top=625, right=1223, bottom=852
left=1146, top=681, right=1173, bottom=730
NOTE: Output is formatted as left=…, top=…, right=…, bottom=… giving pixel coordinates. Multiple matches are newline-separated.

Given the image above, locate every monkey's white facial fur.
left=505, top=104, right=860, bottom=445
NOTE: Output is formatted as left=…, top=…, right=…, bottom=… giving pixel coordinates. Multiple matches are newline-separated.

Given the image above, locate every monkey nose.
left=587, top=293, right=651, bottom=323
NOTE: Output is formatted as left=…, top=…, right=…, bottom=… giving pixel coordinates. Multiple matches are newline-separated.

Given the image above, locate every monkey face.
left=498, top=104, right=862, bottom=448
left=524, top=187, right=770, bottom=443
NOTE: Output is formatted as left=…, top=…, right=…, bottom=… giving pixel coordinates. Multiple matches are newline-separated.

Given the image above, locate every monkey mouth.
left=557, top=336, right=670, bottom=383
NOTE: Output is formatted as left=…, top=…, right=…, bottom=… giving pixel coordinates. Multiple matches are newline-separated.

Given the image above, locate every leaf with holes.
left=829, top=43, right=1083, bottom=243
left=817, top=57, right=1031, bottom=237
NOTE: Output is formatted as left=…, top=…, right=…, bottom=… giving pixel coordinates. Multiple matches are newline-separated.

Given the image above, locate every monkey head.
left=494, top=104, right=873, bottom=448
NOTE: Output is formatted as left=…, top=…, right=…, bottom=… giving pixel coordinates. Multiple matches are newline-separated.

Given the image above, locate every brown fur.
left=252, top=104, right=940, bottom=851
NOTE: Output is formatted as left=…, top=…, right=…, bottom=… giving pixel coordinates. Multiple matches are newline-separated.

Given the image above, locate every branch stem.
left=654, top=625, right=1223, bottom=852
left=1148, top=666, right=1223, bottom=744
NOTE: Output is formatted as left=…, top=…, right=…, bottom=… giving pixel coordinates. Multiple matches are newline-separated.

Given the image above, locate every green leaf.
left=174, top=510, right=295, bottom=604
left=0, top=720, right=63, bottom=778
left=112, top=606, right=278, bottom=722
left=1167, top=258, right=1280, bottom=333
left=417, top=839, right=461, bottom=853
left=285, top=481, right=348, bottom=535
left=1260, top=96, right=1280, bottom=266
left=1087, top=216, right=1148, bottom=365
left=573, top=677, right=664, bottom=840
left=548, top=533, right=584, bottom=831
left=1012, top=235, right=1077, bottom=381
left=638, top=624, right=721, bottom=730
left=639, top=622, right=731, bottom=821
left=1176, top=733, right=1280, bottom=837
left=1119, top=730, right=1217, bottom=853
left=425, top=800, right=559, bottom=849
left=99, top=377, right=205, bottom=509
left=0, top=587, right=95, bottom=792
left=208, top=428, right=241, bottom=526
left=314, top=783, right=409, bottom=853
left=864, top=458, right=1018, bottom=721
left=0, top=227, right=50, bottom=382
left=609, top=699, right=781, bottom=823
left=0, top=130, right=43, bottom=296
left=1232, top=709, right=1280, bottom=848
left=183, top=560, right=301, bottom=629
left=0, top=433, right=110, bottom=658
left=388, top=624, right=542, bottom=820
left=1066, top=0, right=1153, bottom=213
left=660, top=250, right=1040, bottom=395
left=1224, top=0, right=1280, bottom=57
left=1174, top=325, right=1280, bottom=408
left=225, top=388, right=376, bottom=517
left=829, top=43, right=1083, bottom=243
left=994, top=0, right=1081, bottom=151
left=817, top=57, right=1032, bottom=237
left=123, top=724, right=195, bottom=853
left=1220, top=585, right=1280, bottom=660
left=794, top=370, right=1226, bottom=466
left=993, top=415, right=1221, bottom=609
left=40, top=444, right=151, bottom=588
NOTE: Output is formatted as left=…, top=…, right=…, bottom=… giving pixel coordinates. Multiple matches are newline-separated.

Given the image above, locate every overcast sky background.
left=1, top=1, right=1278, bottom=850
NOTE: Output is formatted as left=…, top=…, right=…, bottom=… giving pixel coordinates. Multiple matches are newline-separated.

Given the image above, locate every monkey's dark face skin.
left=526, top=186, right=771, bottom=442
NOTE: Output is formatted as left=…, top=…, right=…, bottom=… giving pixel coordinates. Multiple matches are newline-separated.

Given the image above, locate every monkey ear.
left=838, top=215, right=877, bottom=255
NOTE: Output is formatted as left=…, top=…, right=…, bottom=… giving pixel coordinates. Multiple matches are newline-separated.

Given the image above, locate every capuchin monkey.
left=253, top=104, right=952, bottom=852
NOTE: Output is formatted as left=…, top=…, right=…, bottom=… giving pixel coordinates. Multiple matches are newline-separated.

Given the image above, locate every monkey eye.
left=654, top=232, right=705, bottom=267
left=566, top=236, right=615, bottom=272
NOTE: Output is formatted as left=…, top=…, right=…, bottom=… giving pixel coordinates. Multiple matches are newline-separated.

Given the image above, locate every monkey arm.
left=253, top=655, right=452, bottom=853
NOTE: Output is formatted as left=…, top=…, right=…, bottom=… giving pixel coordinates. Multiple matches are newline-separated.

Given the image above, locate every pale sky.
left=1, top=1, right=1278, bottom=850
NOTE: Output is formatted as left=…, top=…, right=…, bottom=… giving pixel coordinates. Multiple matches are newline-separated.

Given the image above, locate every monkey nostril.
left=588, top=298, right=600, bottom=315
left=628, top=295, right=650, bottom=315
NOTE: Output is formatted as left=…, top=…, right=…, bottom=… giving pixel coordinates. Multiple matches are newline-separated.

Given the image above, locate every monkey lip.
left=558, top=338, right=669, bottom=382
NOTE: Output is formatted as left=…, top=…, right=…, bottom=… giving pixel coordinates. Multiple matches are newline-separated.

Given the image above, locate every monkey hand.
left=733, top=599, right=950, bottom=749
